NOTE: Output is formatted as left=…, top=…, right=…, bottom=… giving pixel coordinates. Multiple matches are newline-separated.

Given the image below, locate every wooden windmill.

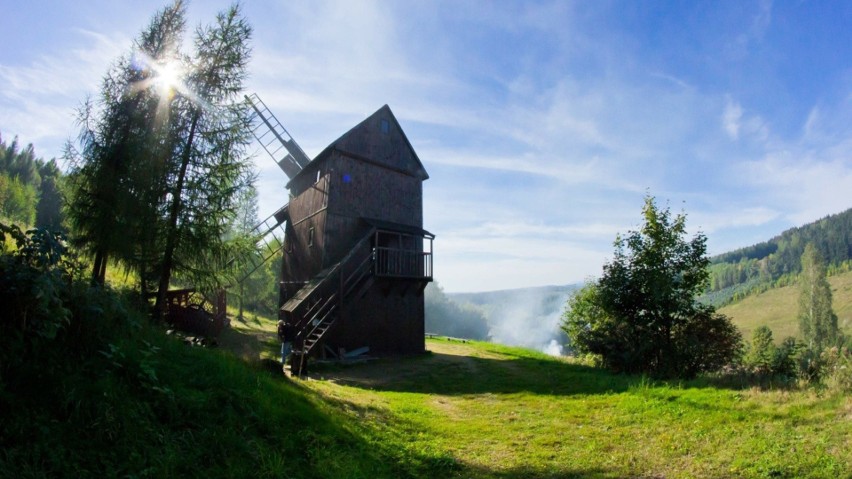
left=244, top=94, right=434, bottom=375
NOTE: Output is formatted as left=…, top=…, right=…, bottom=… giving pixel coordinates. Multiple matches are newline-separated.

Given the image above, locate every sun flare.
left=152, top=60, right=183, bottom=97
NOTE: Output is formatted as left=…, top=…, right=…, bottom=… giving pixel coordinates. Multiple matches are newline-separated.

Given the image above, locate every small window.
left=308, top=226, right=315, bottom=247
left=380, top=118, right=390, bottom=134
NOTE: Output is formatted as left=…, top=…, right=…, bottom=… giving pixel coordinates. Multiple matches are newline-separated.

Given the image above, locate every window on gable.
left=380, top=118, right=390, bottom=134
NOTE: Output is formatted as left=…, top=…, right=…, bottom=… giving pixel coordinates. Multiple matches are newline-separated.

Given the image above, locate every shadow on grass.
left=460, top=464, right=617, bottom=479
left=217, top=321, right=278, bottom=363
left=1, top=323, right=434, bottom=479
left=312, top=340, right=800, bottom=398
left=313, top=350, right=637, bottom=397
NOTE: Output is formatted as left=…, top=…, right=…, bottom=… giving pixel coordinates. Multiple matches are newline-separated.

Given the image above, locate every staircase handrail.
left=298, top=292, right=338, bottom=343
left=290, top=228, right=378, bottom=348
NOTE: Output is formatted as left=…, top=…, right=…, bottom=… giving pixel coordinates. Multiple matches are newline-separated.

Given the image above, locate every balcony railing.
left=373, top=247, right=433, bottom=279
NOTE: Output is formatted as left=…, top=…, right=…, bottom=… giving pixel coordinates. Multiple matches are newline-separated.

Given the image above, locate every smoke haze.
left=450, top=285, right=579, bottom=355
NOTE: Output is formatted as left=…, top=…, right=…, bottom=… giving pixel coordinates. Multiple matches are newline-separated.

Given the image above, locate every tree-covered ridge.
left=0, top=133, right=63, bottom=229
left=705, top=207, right=852, bottom=305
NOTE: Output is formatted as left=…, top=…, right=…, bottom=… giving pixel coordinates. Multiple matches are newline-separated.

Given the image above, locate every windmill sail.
left=232, top=204, right=289, bottom=283
left=245, top=93, right=310, bottom=179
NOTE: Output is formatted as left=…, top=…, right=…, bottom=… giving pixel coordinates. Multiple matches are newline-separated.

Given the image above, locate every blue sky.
left=1, top=1, right=851, bottom=292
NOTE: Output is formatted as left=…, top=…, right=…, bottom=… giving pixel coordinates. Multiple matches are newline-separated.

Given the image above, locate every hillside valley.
left=720, top=268, right=852, bottom=342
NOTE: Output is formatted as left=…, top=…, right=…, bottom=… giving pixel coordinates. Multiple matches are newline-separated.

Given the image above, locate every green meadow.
left=4, top=308, right=852, bottom=478
left=305, top=338, right=851, bottom=478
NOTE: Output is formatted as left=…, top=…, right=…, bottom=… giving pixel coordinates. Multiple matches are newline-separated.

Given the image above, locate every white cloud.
left=723, top=97, right=743, bottom=140
left=0, top=28, right=128, bottom=156
left=743, top=153, right=852, bottom=224
left=803, top=106, right=821, bottom=141
left=751, top=0, right=773, bottom=41
left=722, top=95, right=772, bottom=145
left=691, top=206, right=781, bottom=234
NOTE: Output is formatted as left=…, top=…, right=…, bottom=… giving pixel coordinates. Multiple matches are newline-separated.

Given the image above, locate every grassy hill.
left=6, top=306, right=852, bottom=478
left=309, top=338, right=850, bottom=478
left=720, top=269, right=852, bottom=342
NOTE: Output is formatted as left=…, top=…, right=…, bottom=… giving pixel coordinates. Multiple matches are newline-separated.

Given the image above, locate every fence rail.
left=373, top=247, right=433, bottom=279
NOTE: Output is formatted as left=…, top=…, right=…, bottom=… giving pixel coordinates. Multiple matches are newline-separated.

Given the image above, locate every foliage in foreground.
left=0, top=224, right=418, bottom=478
left=563, top=195, right=742, bottom=378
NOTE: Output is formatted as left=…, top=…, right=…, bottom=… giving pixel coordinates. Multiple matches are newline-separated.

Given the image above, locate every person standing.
left=277, top=319, right=293, bottom=369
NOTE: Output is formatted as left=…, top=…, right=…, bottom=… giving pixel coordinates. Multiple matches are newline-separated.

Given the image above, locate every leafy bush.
left=744, top=326, right=776, bottom=375
left=822, top=347, right=852, bottom=392
left=793, top=345, right=852, bottom=391
left=0, top=224, right=76, bottom=372
left=741, top=326, right=799, bottom=380
left=0, top=223, right=138, bottom=377
left=774, top=336, right=799, bottom=378
left=562, top=196, right=742, bottom=378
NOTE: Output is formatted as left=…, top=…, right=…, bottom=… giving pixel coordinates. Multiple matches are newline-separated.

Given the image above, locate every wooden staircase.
left=281, top=230, right=376, bottom=375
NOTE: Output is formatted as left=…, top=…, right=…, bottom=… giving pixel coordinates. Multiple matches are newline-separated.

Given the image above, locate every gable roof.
left=287, top=105, right=429, bottom=188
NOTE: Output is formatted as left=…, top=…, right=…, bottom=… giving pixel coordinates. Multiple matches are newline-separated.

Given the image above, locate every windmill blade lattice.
left=245, top=93, right=310, bottom=179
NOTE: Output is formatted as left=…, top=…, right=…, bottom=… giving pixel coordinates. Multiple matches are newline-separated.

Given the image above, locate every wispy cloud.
left=743, top=153, right=852, bottom=224
left=723, top=97, right=743, bottom=140
left=0, top=28, right=128, bottom=154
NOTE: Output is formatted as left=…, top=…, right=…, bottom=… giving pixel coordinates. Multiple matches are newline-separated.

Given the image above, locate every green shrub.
left=0, top=224, right=76, bottom=373
left=773, top=336, right=799, bottom=378
left=744, top=326, right=776, bottom=374
left=820, top=347, right=852, bottom=392
left=0, top=223, right=139, bottom=377
left=562, top=196, right=743, bottom=378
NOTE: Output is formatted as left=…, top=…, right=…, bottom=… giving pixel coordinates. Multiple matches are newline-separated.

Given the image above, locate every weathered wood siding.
left=318, top=148, right=427, bottom=355
left=328, top=152, right=422, bottom=226
left=324, top=283, right=426, bottom=355
left=330, top=106, right=427, bottom=180
left=281, top=174, right=330, bottom=297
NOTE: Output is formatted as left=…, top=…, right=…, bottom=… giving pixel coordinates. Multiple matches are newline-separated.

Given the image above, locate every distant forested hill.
left=0, top=133, right=64, bottom=229
left=704, top=207, right=852, bottom=306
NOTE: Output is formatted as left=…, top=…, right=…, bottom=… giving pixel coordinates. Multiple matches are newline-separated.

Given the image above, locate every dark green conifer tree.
left=798, top=243, right=839, bottom=351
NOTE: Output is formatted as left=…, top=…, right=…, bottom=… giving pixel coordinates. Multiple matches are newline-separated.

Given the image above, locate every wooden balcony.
left=373, top=247, right=433, bottom=279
